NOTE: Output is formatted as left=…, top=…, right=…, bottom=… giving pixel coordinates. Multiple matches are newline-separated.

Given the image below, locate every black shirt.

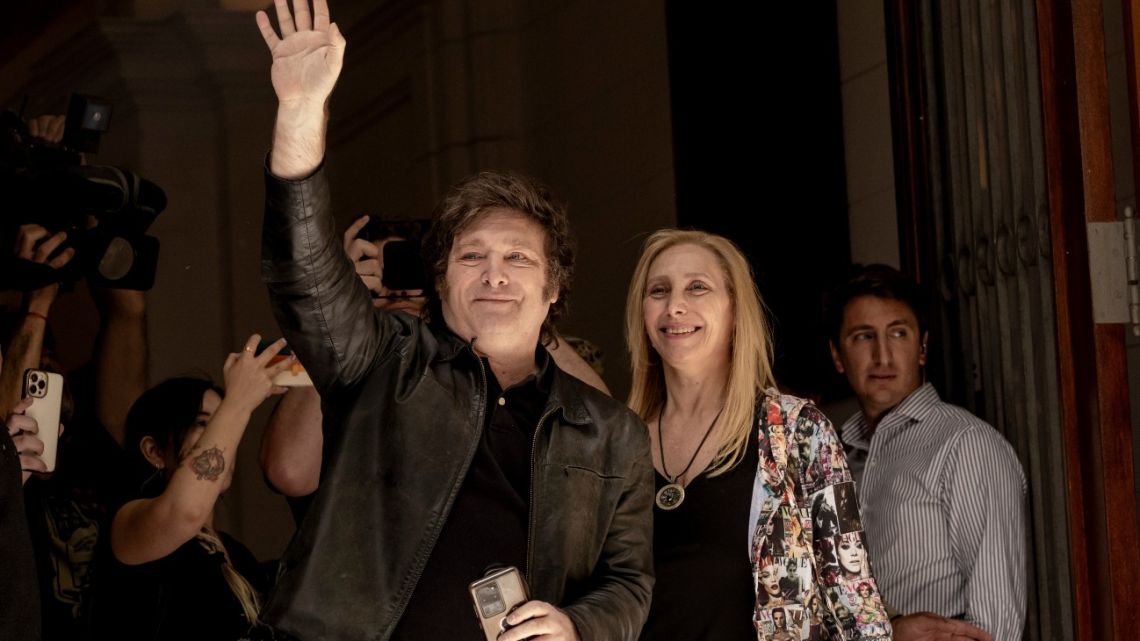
left=638, top=422, right=760, bottom=641
left=1, top=429, right=40, bottom=641
left=391, top=353, right=551, bottom=640
left=89, top=529, right=269, bottom=641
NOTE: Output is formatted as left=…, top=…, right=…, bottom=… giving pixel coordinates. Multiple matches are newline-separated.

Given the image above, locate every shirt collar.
left=841, top=382, right=941, bottom=448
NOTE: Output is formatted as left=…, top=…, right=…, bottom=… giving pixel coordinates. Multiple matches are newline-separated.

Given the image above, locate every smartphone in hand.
left=255, top=339, right=312, bottom=387
left=22, top=369, right=63, bottom=472
left=469, top=566, right=529, bottom=641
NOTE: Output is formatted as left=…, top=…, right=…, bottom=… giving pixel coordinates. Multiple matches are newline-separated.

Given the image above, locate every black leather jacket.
left=259, top=164, right=654, bottom=641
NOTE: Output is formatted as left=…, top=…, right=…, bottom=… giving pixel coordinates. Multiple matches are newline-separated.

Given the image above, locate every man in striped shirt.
left=825, top=265, right=1026, bottom=641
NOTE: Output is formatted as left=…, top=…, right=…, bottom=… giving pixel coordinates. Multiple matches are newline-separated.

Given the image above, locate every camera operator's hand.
left=342, top=215, right=383, bottom=296
left=26, top=114, right=65, bottom=144
left=256, top=0, right=346, bottom=179
left=15, top=224, right=76, bottom=317
left=6, top=397, right=63, bottom=485
left=500, top=601, right=580, bottom=641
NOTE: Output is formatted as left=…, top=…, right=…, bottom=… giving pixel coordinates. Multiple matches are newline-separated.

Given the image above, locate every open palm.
left=256, top=0, right=345, bottom=106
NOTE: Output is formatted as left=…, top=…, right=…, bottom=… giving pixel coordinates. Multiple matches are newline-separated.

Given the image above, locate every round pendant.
left=655, top=483, right=685, bottom=510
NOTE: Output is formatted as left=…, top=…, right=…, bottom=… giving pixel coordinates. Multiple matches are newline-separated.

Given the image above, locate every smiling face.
left=641, top=243, right=733, bottom=374
left=830, top=295, right=927, bottom=425
left=441, top=208, right=556, bottom=355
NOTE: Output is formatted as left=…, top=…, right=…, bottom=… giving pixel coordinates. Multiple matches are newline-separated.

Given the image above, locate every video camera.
left=0, top=94, right=167, bottom=291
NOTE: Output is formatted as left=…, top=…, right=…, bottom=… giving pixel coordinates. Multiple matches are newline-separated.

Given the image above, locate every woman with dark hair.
left=837, top=532, right=870, bottom=581
left=626, top=230, right=891, bottom=640
left=89, top=336, right=292, bottom=641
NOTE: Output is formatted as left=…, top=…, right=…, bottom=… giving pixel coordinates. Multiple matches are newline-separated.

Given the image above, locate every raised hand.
left=255, top=0, right=345, bottom=107
left=221, top=335, right=293, bottom=415
left=256, top=0, right=346, bottom=178
left=26, top=115, right=66, bottom=144
left=15, top=224, right=76, bottom=315
left=342, top=215, right=383, bottom=295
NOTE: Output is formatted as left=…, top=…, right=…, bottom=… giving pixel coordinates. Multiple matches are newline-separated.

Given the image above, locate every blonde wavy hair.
left=624, top=229, right=777, bottom=476
left=196, top=528, right=262, bottom=625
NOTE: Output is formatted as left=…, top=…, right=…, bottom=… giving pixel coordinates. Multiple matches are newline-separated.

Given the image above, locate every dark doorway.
left=665, top=1, right=850, bottom=400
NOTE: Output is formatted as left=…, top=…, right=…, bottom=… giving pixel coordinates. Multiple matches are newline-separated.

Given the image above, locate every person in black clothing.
left=625, top=229, right=891, bottom=640
left=252, top=2, right=653, bottom=639
left=259, top=218, right=609, bottom=526
left=1, top=346, right=60, bottom=641
left=89, top=344, right=293, bottom=641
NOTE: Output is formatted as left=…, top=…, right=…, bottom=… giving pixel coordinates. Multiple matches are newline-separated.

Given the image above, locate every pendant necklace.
left=655, top=404, right=724, bottom=510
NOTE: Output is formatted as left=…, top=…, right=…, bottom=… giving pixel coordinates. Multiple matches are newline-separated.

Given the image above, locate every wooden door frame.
left=885, top=0, right=1140, bottom=639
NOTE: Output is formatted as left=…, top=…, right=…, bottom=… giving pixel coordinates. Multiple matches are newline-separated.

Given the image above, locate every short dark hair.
left=422, top=170, right=575, bottom=344
left=823, top=264, right=928, bottom=344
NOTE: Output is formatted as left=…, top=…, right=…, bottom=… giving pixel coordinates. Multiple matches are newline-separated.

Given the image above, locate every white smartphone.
left=22, top=369, right=63, bottom=473
left=469, top=566, right=530, bottom=641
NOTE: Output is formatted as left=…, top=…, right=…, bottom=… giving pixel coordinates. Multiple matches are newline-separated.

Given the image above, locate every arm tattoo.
left=191, top=447, right=226, bottom=481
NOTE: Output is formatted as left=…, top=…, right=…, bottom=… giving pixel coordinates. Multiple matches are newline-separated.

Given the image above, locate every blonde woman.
left=626, top=230, right=890, bottom=640
left=90, top=336, right=292, bottom=641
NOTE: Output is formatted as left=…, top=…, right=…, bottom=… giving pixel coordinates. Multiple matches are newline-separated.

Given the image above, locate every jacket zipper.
left=526, top=405, right=557, bottom=584
left=386, top=344, right=488, bottom=640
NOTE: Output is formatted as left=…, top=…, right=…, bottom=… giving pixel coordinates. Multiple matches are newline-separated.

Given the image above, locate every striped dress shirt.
left=839, top=383, right=1026, bottom=641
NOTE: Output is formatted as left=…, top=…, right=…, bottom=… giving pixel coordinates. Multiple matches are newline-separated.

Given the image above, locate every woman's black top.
left=638, top=422, right=760, bottom=641
left=89, top=527, right=269, bottom=641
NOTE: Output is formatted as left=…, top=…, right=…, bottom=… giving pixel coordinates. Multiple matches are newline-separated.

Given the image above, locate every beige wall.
left=4, top=0, right=675, bottom=559
left=836, top=0, right=899, bottom=269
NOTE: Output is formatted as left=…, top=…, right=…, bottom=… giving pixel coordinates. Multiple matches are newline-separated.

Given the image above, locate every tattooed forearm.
left=191, top=447, right=226, bottom=481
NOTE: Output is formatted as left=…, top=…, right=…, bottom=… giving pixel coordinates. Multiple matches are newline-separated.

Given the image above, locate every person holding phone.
left=255, top=2, right=653, bottom=639
left=1, top=348, right=58, bottom=641
left=624, top=229, right=891, bottom=640
left=259, top=217, right=432, bottom=515
left=88, top=336, right=293, bottom=641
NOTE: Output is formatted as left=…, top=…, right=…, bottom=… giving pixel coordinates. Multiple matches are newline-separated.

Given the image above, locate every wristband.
left=26, top=311, right=48, bottom=323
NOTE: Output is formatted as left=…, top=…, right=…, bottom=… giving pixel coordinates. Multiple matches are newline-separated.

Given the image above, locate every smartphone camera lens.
left=476, top=583, right=506, bottom=618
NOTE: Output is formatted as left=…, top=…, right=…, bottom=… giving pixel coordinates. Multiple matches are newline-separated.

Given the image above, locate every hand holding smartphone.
left=255, top=339, right=313, bottom=387
left=469, top=566, right=530, bottom=641
left=21, top=369, right=63, bottom=473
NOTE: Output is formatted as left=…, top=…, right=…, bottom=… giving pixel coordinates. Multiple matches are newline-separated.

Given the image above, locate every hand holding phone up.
left=7, top=393, right=63, bottom=484
left=16, top=369, right=65, bottom=480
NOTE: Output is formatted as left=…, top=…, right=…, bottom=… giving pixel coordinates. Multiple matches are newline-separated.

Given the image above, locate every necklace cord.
left=657, top=404, right=725, bottom=484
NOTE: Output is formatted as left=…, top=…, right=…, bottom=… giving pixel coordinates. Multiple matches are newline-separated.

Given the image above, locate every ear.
left=139, top=435, right=165, bottom=470
left=828, top=340, right=845, bottom=374
left=919, top=330, right=930, bottom=366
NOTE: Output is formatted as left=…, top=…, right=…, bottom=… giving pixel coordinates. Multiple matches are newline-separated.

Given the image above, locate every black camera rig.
left=0, top=94, right=167, bottom=291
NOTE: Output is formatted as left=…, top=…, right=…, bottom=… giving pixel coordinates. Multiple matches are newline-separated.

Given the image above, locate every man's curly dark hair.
left=422, top=170, right=575, bottom=345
